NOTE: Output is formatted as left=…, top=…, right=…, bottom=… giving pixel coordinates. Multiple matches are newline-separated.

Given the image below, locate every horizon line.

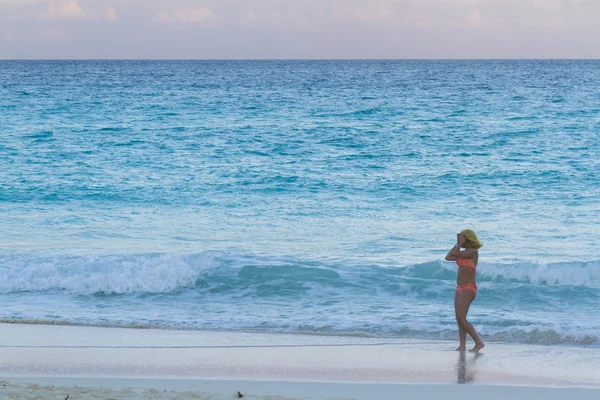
left=1, top=58, right=600, bottom=61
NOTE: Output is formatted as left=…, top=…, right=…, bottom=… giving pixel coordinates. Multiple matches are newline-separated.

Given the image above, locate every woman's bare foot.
left=469, top=342, right=485, bottom=353
left=456, top=346, right=466, bottom=351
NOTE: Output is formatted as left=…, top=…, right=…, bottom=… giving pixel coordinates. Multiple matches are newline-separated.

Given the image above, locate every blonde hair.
left=461, top=229, right=483, bottom=249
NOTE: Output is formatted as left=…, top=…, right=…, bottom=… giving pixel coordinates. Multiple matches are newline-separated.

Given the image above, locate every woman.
left=445, top=229, right=485, bottom=352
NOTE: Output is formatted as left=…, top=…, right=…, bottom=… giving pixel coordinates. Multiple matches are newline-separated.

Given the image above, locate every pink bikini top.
left=456, top=258, right=477, bottom=269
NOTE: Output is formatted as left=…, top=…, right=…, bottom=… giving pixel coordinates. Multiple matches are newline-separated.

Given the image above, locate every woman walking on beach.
left=445, top=229, right=485, bottom=352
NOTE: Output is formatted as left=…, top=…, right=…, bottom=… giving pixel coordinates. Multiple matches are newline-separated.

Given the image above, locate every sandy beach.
left=1, top=323, right=599, bottom=399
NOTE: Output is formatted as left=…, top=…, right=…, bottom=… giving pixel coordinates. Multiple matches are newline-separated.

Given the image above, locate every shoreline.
left=1, top=323, right=600, bottom=399
left=1, top=319, right=597, bottom=348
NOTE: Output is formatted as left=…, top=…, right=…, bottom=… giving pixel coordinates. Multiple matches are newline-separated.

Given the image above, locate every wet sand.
left=1, top=323, right=599, bottom=399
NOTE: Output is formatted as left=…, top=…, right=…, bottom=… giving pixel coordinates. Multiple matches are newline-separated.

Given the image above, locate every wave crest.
left=0, top=252, right=220, bottom=295
left=2, top=253, right=600, bottom=295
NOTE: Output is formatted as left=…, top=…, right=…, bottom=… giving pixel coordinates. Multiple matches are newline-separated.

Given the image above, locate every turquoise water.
left=1, top=60, right=599, bottom=345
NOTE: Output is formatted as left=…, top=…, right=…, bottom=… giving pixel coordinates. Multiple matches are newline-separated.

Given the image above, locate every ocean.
left=1, top=60, right=599, bottom=346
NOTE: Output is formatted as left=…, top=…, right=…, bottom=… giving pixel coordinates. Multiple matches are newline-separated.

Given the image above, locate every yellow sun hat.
left=461, top=229, right=483, bottom=249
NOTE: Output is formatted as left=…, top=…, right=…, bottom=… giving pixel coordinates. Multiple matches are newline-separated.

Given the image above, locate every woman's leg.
left=454, top=290, right=467, bottom=351
left=455, top=290, right=485, bottom=352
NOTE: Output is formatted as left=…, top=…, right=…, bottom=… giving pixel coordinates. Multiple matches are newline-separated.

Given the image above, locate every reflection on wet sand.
left=457, top=351, right=483, bottom=384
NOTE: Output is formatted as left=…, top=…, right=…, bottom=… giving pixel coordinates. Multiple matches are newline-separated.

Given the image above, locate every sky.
left=1, top=0, right=599, bottom=59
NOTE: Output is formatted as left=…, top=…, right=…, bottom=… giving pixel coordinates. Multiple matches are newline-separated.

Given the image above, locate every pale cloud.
left=532, top=0, right=562, bottom=10
left=239, top=0, right=396, bottom=29
left=240, top=9, right=313, bottom=30
left=158, top=6, right=219, bottom=23
left=44, top=0, right=86, bottom=20
left=326, top=1, right=396, bottom=23
left=105, top=6, right=119, bottom=22
left=2, top=0, right=119, bottom=23
left=244, top=10, right=259, bottom=22
left=0, top=0, right=45, bottom=5
left=355, top=1, right=395, bottom=22
left=403, top=10, right=429, bottom=29
left=467, top=9, right=482, bottom=26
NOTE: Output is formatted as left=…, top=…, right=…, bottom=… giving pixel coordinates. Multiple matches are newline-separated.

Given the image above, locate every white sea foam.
left=0, top=252, right=222, bottom=295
